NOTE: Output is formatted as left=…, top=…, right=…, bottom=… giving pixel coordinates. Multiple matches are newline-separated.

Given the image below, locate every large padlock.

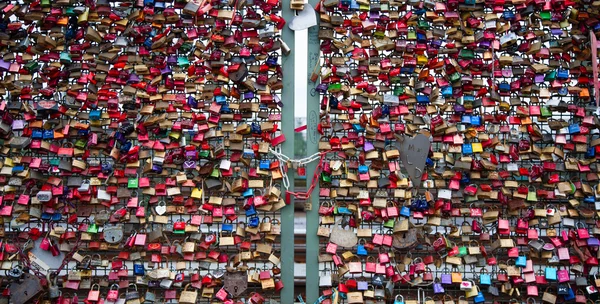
left=10, top=273, right=43, bottom=304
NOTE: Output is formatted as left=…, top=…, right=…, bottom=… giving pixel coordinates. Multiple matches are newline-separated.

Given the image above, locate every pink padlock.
left=557, top=269, right=570, bottom=283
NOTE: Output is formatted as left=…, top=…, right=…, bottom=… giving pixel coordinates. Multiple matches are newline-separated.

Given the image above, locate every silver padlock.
left=47, top=273, right=60, bottom=299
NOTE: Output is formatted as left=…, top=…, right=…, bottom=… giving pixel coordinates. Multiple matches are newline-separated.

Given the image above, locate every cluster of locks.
left=0, top=0, right=289, bottom=301
left=314, top=0, right=600, bottom=302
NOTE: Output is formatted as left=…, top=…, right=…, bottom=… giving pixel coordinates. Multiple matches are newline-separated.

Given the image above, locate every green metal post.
left=305, top=9, right=321, bottom=304
left=280, top=2, right=295, bottom=303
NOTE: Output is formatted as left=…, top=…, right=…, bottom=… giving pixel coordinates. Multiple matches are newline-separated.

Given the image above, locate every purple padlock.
left=161, top=66, right=172, bottom=75
left=357, top=281, right=369, bottom=291
left=441, top=273, right=452, bottom=285
left=185, top=150, right=197, bottom=160
left=243, top=91, right=255, bottom=100
left=434, top=281, right=445, bottom=294
left=128, top=74, right=140, bottom=83
left=183, top=160, right=196, bottom=170
left=534, top=74, right=545, bottom=83
left=0, top=59, right=10, bottom=71
left=588, top=238, right=600, bottom=247
left=363, top=141, right=375, bottom=152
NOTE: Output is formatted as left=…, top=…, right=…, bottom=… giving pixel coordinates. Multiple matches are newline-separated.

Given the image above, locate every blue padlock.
left=259, top=159, right=271, bottom=170
left=352, top=124, right=365, bottom=132
left=243, top=149, right=255, bottom=159
left=32, top=129, right=43, bottom=139
left=462, top=143, right=473, bottom=154
left=337, top=206, right=352, bottom=215
left=89, top=110, right=101, bottom=120
left=480, top=272, right=491, bottom=285
left=356, top=244, right=368, bottom=256
left=43, top=129, right=55, bottom=139
left=349, top=0, right=359, bottom=9
left=515, top=256, right=527, bottom=267
left=215, top=95, right=227, bottom=105
left=245, top=205, right=257, bottom=217
left=416, top=95, right=429, bottom=104
left=587, top=147, right=596, bottom=158
left=474, top=292, right=485, bottom=303
left=557, top=68, right=569, bottom=79
left=358, top=165, right=368, bottom=174
left=248, top=216, right=259, bottom=228
left=221, top=104, right=231, bottom=113
left=381, top=105, right=390, bottom=116
left=222, top=223, right=233, bottom=232
left=471, top=116, right=481, bottom=126
left=251, top=122, right=261, bottom=134
left=400, top=206, right=411, bottom=217
left=101, top=162, right=113, bottom=173
left=584, top=196, right=595, bottom=204
left=242, top=188, right=254, bottom=198
left=564, top=286, right=575, bottom=301
left=187, top=96, right=198, bottom=108
left=12, top=165, right=24, bottom=173
left=133, top=262, right=145, bottom=276
left=394, top=295, right=404, bottom=304
left=502, top=9, right=515, bottom=20
left=462, top=115, right=472, bottom=124
left=545, top=267, right=557, bottom=280
left=441, top=86, right=453, bottom=97
left=266, top=54, right=278, bottom=67
left=569, top=123, right=580, bottom=134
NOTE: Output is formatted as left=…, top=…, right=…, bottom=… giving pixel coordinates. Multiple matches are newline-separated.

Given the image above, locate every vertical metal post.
left=304, top=7, right=321, bottom=303
left=280, top=3, right=296, bottom=303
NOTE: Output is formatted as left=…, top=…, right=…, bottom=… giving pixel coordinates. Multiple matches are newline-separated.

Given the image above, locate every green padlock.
left=407, top=30, right=417, bottom=40
left=393, top=87, right=405, bottom=96
left=374, top=31, right=385, bottom=39
left=177, top=57, right=189, bottom=67
left=458, top=244, right=468, bottom=257
left=179, top=43, right=193, bottom=53
left=527, top=186, right=537, bottom=202
left=75, top=138, right=87, bottom=149
left=128, top=175, right=139, bottom=189
left=540, top=106, right=552, bottom=117
left=321, top=173, right=332, bottom=183
left=199, top=150, right=210, bottom=158
left=544, top=70, right=556, bottom=81
left=327, top=83, right=341, bottom=92
left=50, top=159, right=60, bottom=166
left=65, top=7, right=76, bottom=15
left=41, top=0, right=50, bottom=7
left=88, top=223, right=99, bottom=234
left=459, top=49, right=474, bottom=59
left=383, top=219, right=395, bottom=229
left=24, top=61, right=39, bottom=72
left=450, top=72, right=461, bottom=82
left=540, top=11, right=551, bottom=20
left=210, top=168, right=220, bottom=178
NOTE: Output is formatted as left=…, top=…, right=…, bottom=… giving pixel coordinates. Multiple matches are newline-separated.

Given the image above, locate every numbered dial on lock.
left=155, top=201, right=167, bottom=215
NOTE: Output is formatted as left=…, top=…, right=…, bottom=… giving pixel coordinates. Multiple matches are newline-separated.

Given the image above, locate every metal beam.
left=304, top=5, right=321, bottom=303
left=280, top=1, right=296, bottom=303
